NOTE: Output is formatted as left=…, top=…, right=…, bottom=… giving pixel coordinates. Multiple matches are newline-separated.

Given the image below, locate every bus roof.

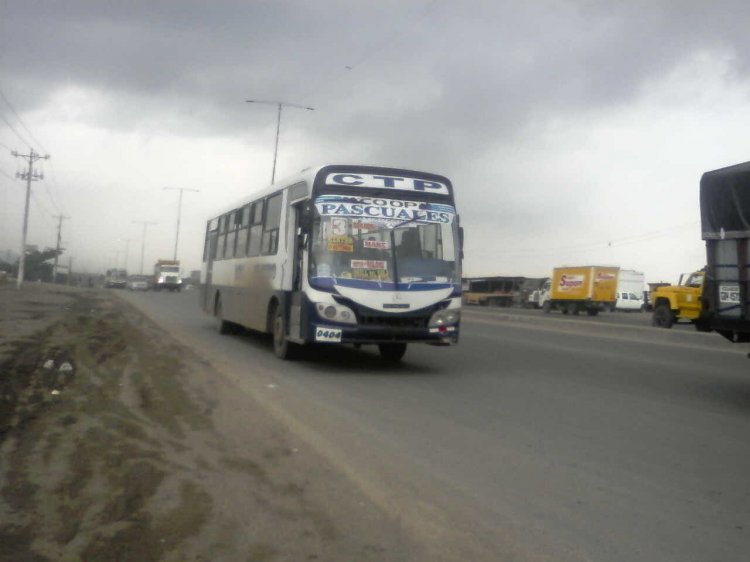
left=206, top=164, right=453, bottom=221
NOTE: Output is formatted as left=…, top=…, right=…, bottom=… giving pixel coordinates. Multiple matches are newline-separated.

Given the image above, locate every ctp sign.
left=325, top=173, right=450, bottom=195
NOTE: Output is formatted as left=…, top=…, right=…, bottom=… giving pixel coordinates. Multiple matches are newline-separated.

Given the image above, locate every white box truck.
left=615, top=269, right=646, bottom=312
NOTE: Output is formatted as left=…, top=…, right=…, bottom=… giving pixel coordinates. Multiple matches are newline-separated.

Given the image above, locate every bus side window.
left=203, top=220, right=217, bottom=262
left=248, top=201, right=264, bottom=257
left=236, top=205, right=250, bottom=257
left=262, top=193, right=283, bottom=255
left=225, top=210, right=238, bottom=259
left=217, top=215, right=227, bottom=261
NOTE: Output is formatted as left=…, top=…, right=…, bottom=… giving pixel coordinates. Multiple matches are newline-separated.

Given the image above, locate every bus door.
left=202, top=222, right=219, bottom=312
left=288, top=201, right=307, bottom=342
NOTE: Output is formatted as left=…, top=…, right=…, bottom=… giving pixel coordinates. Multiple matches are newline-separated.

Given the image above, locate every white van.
left=615, top=270, right=646, bottom=311
left=615, top=291, right=644, bottom=311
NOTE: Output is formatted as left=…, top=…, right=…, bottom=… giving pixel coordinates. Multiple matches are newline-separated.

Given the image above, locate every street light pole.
left=245, top=99, right=314, bottom=184
left=118, top=238, right=132, bottom=273
left=163, top=187, right=199, bottom=261
left=132, top=220, right=157, bottom=275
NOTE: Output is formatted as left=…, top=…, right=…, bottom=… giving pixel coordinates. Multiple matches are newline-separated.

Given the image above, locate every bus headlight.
left=315, top=302, right=357, bottom=325
left=429, top=309, right=461, bottom=328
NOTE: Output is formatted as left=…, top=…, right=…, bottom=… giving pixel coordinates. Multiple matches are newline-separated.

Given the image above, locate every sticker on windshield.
left=364, top=239, right=389, bottom=250
left=353, top=220, right=380, bottom=232
left=330, top=218, right=348, bottom=236
left=327, top=235, right=353, bottom=252
left=351, top=260, right=387, bottom=270
left=315, top=326, right=342, bottom=342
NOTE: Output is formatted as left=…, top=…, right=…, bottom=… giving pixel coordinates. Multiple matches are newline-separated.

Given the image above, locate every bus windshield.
left=309, top=195, right=459, bottom=289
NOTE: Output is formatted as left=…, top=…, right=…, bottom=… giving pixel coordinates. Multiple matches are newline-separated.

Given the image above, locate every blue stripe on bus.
left=717, top=304, right=742, bottom=313
left=314, top=194, right=455, bottom=213
left=311, top=277, right=456, bottom=292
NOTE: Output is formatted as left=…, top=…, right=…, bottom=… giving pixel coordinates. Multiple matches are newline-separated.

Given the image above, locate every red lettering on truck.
left=559, top=274, right=584, bottom=288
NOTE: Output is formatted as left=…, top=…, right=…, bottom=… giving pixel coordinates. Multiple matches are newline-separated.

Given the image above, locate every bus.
left=201, top=164, right=463, bottom=361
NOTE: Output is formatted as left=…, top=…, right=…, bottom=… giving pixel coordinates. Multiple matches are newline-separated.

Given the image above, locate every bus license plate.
left=315, top=326, right=342, bottom=342
left=719, top=284, right=740, bottom=304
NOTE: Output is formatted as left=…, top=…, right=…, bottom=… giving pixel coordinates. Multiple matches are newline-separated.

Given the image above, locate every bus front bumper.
left=308, top=323, right=459, bottom=346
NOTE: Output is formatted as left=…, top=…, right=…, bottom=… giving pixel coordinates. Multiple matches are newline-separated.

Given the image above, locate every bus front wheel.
left=378, top=343, right=407, bottom=362
left=273, top=304, right=298, bottom=360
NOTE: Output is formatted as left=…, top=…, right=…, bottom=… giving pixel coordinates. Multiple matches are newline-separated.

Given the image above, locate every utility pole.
left=118, top=238, right=132, bottom=273
left=245, top=99, right=314, bottom=184
left=132, top=220, right=157, bottom=275
left=163, top=187, right=199, bottom=261
left=52, top=214, right=69, bottom=284
left=12, top=148, right=50, bottom=289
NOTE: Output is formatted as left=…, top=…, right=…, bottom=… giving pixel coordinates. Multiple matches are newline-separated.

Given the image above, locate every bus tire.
left=378, top=343, right=407, bottom=362
left=272, top=303, right=298, bottom=360
left=542, top=301, right=551, bottom=314
left=215, top=295, right=233, bottom=335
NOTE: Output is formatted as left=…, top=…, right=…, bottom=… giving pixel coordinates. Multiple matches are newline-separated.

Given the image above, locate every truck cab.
left=651, top=271, right=704, bottom=328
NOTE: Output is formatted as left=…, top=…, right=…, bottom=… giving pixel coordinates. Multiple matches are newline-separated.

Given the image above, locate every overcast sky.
left=1, top=0, right=749, bottom=283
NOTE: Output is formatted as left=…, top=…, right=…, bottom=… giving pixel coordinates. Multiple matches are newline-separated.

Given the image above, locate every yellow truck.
left=650, top=270, right=704, bottom=329
left=541, top=266, right=619, bottom=316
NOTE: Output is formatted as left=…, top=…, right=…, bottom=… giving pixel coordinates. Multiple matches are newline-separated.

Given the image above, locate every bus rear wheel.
left=273, top=304, right=298, bottom=360
left=378, top=343, right=407, bottom=362
left=215, top=296, right=234, bottom=335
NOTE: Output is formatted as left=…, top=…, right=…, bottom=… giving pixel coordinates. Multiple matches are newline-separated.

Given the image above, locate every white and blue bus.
left=201, top=164, right=463, bottom=361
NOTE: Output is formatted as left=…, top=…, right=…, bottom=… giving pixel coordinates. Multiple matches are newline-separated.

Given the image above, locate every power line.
left=495, top=221, right=700, bottom=260
left=0, top=89, right=47, bottom=153
left=299, top=0, right=442, bottom=101
left=245, top=100, right=315, bottom=183
left=42, top=163, right=65, bottom=213
left=30, top=191, right=54, bottom=224
left=0, top=167, right=14, bottom=181
left=0, top=110, right=32, bottom=149
left=0, top=92, right=61, bottom=212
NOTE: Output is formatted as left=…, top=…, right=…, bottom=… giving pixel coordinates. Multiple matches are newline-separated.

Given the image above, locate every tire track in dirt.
left=1, top=286, right=418, bottom=561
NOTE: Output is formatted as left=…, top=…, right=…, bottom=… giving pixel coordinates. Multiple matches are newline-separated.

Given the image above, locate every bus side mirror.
left=299, top=203, right=313, bottom=233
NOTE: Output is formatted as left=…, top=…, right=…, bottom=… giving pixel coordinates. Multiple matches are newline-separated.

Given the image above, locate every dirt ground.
left=0, top=283, right=420, bottom=561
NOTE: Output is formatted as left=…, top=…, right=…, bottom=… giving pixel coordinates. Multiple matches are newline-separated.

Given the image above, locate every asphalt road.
left=119, top=290, right=750, bottom=562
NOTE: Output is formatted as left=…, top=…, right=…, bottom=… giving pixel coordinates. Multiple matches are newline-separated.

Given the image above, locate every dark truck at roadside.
left=698, top=161, right=750, bottom=352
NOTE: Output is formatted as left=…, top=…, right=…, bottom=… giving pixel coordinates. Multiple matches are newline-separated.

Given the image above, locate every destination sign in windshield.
left=315, top=195, right=455, bottom=225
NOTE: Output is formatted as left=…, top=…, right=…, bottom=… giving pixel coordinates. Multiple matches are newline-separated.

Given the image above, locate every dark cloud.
left=3, top=1, right=748, bottom=142
left=2, top=0, right=749, bottom=276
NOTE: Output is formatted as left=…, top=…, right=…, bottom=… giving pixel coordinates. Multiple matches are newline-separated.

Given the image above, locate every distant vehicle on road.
left=153, top=260, right=182, bottom=292
left=462, top=276, right=525, bottom=307
left=541, top=266, right=619, bottom=316
left=127, top=275, right=150, bottom=291
left=615, top=269, right=646, bottom=311
left=201, top=164, right=463, bottom=361
left=651, top=270, right=704, bottom=328
left=104, top=268, right=128, bottom=289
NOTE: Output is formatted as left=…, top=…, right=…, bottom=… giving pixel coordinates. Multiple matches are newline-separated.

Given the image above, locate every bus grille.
left=357, top=313, right=429, bottom=328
